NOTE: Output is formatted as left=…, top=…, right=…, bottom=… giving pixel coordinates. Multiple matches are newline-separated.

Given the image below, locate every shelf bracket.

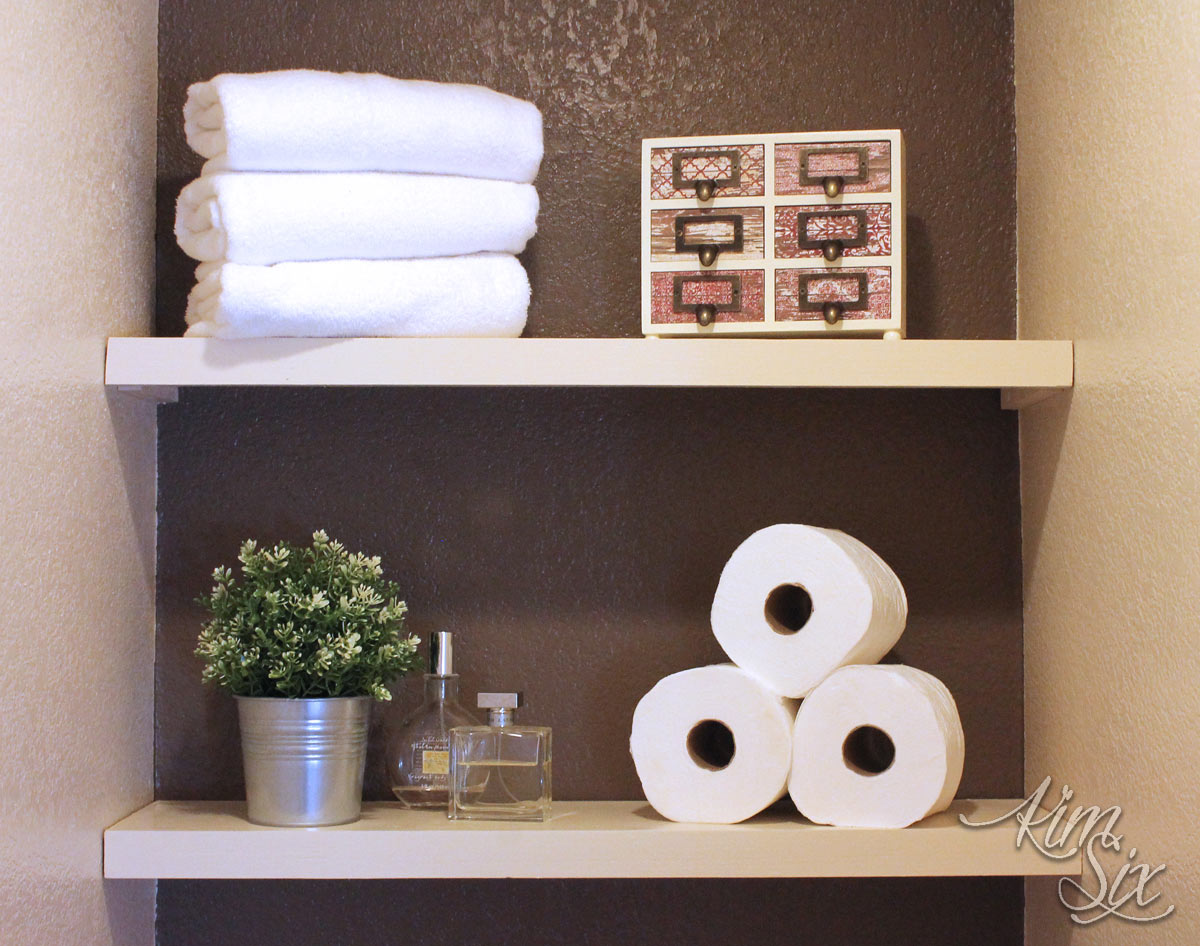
left=115, top=384, right=179, bottom=404
left=1000, top=386, right=1069, bottom=411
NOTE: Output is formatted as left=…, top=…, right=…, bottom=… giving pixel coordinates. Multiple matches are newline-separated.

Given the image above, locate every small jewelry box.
left=641, top=130, right=904, bottom=338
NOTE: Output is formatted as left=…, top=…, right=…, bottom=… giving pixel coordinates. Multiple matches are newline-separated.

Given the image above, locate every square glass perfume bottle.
left=448, top=692, right=551, bottom=822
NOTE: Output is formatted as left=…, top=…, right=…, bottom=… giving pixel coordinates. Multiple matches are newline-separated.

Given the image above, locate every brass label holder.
left=671, top=150, right=743, bottom=200
left=675, top=213, right=745, bottom=265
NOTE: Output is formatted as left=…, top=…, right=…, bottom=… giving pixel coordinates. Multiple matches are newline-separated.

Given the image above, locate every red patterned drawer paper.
left=775, top=204, right=891, bottom=259
left=650, top=271, right=766, bottom=324
left=775, top=267, right=892, bottom=322
left=649, top=145, right=765, bottom=200
left=650, top=207, right=765, bottom=262
left=775, top=141, right=892, bottom=196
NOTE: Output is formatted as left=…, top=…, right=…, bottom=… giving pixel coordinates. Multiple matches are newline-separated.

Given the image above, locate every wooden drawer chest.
left=641, top=130, right=904, bottom=337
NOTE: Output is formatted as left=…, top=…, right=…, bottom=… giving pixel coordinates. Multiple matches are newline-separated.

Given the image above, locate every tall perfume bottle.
left=449, top=692, right=552, bottom=822
left=386, top=631, right=479, bottom=808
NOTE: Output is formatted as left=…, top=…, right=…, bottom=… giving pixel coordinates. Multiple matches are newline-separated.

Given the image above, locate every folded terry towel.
left=175, top=172, right=539, bottom=264
left=183, top=255, right=530, bottom=338
left=184, top=71, right=543, bottom=183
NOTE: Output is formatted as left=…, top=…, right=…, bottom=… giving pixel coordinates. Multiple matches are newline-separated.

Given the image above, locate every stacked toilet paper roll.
left=711, top=524, right=908, bottom=698
left=630, top=664, right=799, bottom=824
left=629, top=523, right=965, bottom=827
left=788, top=664, right=964, bottom=828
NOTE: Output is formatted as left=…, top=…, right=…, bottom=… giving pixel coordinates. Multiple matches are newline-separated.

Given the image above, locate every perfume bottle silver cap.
left=477, top=692, right=522, bottom=709
left=478, top=692, right=522, bottom=727
left=431, top=631, right=454, bottom=676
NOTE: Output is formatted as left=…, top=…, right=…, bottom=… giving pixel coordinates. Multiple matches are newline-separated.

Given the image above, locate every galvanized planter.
left=235, top=695, right=372, bottom=827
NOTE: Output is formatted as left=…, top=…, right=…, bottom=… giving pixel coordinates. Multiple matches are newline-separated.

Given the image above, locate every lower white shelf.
left=103, top=799, right=1075, bottom=879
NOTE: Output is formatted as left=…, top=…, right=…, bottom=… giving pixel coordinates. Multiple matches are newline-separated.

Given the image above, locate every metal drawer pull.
left=673, top=272, right=742, bottom=326
left=675, top=214, right=745, bottom=265
left=800, top=147, right=869, bottom=199
left=796, top=272, right=870, bottom=324
left=671, top=150, right=742, bottom=201
left=795, top=208, right=869, bottom=261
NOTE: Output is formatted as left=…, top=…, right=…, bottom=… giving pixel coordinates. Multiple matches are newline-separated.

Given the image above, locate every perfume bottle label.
left=421, top=749, right=450, bottom=775
left=411, top=735, right=450, bottom=783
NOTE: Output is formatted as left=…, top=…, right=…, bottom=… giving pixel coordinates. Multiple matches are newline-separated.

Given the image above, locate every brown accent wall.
left=158, top=877, right=1022, bottom=945
left=155, top=1, right=1021, bottom=943
left=156, top=0, right=1016, bottom=341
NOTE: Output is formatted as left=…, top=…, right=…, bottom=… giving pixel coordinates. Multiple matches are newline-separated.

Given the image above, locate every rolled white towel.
left=184, top=71, right=543, bottom=183
left=174, top=172, right=539, bottom=264
left=183, top=255, right=530, bottom=339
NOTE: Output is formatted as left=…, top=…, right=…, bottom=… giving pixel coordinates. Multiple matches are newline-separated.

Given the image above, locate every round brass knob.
left=696, top=304, right=717, bottom=326
left=698, top=245, right=718, bottom=266
left=694, top=180, right=716, bottom=201
left=821, top=240, right=844, bottom=262
left=822, top=176, right=844, bottom=198
left=823, top=301, right=844, bottom=324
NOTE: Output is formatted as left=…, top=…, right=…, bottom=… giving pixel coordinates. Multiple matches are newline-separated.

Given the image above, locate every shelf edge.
left=104, top=798, right=1081, bottom=880
left=105, top=337, right=1074, bottom=396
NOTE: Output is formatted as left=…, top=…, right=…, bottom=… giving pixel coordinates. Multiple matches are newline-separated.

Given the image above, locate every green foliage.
left=195, top=530, right=421, bottom=699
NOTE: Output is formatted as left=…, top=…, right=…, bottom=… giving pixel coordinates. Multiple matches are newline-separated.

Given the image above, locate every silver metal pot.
left=235, top=695, right=372, bottom=827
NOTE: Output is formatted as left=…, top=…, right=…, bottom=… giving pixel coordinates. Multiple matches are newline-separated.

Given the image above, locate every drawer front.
left=650, top=207, right=765, bottom=263
left=774, top=141, right=892, bottom=196
left=649, top=144, right=766, bottom=200
left=775, top=267, right=892, bottom=322
left=774, top=204, right=891, bottom=260
left=649, top=270, right=766, bottom=325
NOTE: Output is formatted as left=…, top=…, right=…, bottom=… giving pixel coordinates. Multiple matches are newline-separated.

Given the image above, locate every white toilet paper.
left=788, top=664, right=964, bottom=828
left=630, top=664, right=799, bottom=824
left=710, top=524, right=907, bottom=698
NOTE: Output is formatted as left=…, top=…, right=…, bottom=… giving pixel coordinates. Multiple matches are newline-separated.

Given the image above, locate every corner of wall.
left=1016, top=0, right=1200, bottom=941
left=0, top=0, right=159, bottom=943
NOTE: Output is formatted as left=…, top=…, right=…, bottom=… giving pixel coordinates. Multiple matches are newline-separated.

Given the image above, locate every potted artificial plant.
left=196, top=530, right=421, bottom=826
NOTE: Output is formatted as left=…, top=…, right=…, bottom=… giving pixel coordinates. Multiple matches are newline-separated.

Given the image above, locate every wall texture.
left=157, top=877, right=1022, bottom=946
left=157, top=386, right=1023, bottom=804
left=0, top=1, right=158, bottom=944
left=155, top=1, right=1024, bottom=943
left=1017, top=0, right=1200, bottom=941
left=156, top=0, right=1017, bottom=341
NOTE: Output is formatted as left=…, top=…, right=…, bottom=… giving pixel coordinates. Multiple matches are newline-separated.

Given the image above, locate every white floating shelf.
left=103, top=799, right=1075, bottom=880
left=105, top=337, right=1072, bottom=408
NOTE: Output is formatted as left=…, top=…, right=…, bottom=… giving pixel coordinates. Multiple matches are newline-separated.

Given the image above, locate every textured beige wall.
left=0, top=0, right=157, bottom=944
left=1017, top=0, right=1200, bottom=942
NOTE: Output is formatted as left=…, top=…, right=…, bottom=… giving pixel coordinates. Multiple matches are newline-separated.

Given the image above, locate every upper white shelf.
left=103, top=799, right=1076, bottom=880
left=105, top=337, right=1072, bottom=408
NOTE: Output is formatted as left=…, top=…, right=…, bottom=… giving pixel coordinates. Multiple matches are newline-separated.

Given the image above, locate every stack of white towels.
left=174, top=70, right=542, bottom=339
left=630, top=524, right=966, bottom=828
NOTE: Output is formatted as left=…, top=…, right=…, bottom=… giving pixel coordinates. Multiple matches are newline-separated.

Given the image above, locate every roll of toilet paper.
left=630, top=664, right=799, bottom=824
left=710, top=524, right=907, bottom=698
left=788, top=664, right=964, bottom=828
